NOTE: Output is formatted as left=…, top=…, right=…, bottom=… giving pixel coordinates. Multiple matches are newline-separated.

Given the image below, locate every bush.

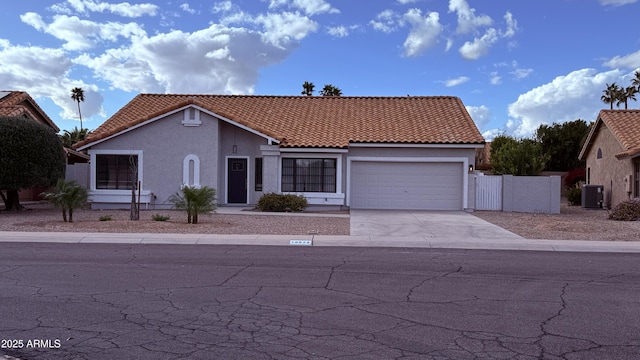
left=566, top=183, right=582, bottom=206
left=99, top=215, right=112, bottom=221
left=256, top=193, right=307, bottom=212
left=152, top=214, right=170, bottom=221
left=609, top=199, right=640, bottom=221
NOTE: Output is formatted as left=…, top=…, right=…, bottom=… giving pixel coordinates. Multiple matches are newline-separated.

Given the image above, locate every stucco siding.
left=585, top=126, right=633, bottom=207
left=89, top=109, right=220, bottom=209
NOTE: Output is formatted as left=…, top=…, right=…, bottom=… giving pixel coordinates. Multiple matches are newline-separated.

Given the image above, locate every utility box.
left=582, top=185, right=604, bottom=208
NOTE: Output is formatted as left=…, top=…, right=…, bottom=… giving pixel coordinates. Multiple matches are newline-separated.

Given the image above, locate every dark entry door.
left=227, top=158, right=247, bottom=203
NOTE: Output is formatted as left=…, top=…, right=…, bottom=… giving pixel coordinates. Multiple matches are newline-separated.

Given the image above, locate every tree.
left=320, top=84, right=342, bottom=96
left=60, top=126, right=91, bottom=148
left=41, top=179, right=88, bottom=223
left=535, top=119, right=590, bottom=171
left=301, top=81, right=315, bottom=96
left=632, top=71, right=640, bottom=98
left=490, top=135, right=547, bottom=176
left=620, top=86, right=638, bottom=109
left=601, top=83, right=620, bottom=110
left=0, top=116, right=65, bottom=211
left=70, top=87, right=85, bottom=130
left=169, top=186, right=217, bottom=224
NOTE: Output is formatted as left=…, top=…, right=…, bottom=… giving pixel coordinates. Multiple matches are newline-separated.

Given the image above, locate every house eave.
left=77, top=104, right=280, bottom=151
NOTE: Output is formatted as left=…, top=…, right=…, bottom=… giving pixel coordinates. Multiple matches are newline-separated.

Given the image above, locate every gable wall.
left=89, top=110, right=220, bottom=208
left=585, top=125, right=633, bottom=207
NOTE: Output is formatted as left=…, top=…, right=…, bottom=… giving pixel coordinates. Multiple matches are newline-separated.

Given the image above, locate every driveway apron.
left=350, top=210, right=523, bottom=240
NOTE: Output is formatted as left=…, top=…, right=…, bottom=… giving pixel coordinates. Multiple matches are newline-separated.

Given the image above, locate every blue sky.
left=1, top=0, right=639, bottom=139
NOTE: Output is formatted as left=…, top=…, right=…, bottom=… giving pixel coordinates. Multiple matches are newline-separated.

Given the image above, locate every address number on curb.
left=289, top=240, right=312, bottom=246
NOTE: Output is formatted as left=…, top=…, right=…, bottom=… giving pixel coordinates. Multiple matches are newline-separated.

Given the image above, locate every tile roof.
left=579, top=110, right=640, bottom=160
left=0, top=91, right=59, bottom=131
left=76, top=94, right=484, bottom=149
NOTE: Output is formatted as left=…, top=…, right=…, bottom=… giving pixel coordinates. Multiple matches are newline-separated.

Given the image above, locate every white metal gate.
left=475, top=175, right=502, bottom=210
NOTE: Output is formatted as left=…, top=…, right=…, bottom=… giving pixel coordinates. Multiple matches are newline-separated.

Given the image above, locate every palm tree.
left=601, top=82, right=620, bottom=110
left=320, top=84, right=343, bottom=97
left=70, top=87, right=85, bottom=130
left=632, top=71, right=640, bottom=105
left=620, top=86, right=638, bottom=110
left=60, top=126, right=91, bottom=148
left=301, top=81, right=315, bottom=96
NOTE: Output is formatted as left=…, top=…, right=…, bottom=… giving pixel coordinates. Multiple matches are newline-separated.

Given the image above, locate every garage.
left=349, top=161, right=464, bottom=210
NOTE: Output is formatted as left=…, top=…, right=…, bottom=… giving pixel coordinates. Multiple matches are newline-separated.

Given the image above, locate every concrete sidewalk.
left=2, top=231, right=640, bottom=253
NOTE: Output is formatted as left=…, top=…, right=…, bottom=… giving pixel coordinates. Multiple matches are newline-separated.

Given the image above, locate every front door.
left=227, top=158, right=247, bottom=203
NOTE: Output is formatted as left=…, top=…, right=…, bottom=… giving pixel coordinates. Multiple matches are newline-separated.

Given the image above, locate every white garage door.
left=350, top=161, right=463, bottom=210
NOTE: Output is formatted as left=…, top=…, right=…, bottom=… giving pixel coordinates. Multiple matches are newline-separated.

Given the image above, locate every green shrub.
left=609, top=199, right=640, bottom=221
left=566, top=183, right=582, bottom=206
left=99, top=215, right=112, bottom=221
left=256, top=193, right=307, bottom=212
left=152, top=214, right=170, bottom=222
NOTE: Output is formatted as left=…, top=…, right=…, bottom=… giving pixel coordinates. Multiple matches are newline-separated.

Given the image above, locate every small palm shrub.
left=566, top=183, right=582, bottom=206
left=256, top=193, right=307, bottom=212
left=169, top=185, right=217, bottom=224
left=41, top=179, right=88, bottom=223
left=609, top=199, right=640, bottom=221
left=152, top=214, right=170, bottom=222
left=99, top=215, right=112, bottom=221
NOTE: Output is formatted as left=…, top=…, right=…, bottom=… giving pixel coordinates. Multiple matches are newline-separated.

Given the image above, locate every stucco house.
left=579, top=110, right=640, bottom=208
left=75, top=94, right=485, bottom=211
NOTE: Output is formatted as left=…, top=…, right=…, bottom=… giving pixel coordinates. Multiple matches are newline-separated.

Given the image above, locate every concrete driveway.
left=350, top=210, right=523, bottom=241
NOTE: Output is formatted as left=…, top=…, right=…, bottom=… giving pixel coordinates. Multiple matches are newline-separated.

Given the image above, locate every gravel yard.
left=0, top=203, right=349, bottom=235
left=473, top=202, right=640, bottom=241
left=1, top=201, right=639, bottom=241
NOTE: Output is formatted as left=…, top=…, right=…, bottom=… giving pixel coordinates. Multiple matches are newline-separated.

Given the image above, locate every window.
left=255, top=158, right=263, bottom=191
left=597, top=148, right=603, bottom=159
left=96, top=155, right=138, bottom=189
left=282, top=158, right=336, bottom=192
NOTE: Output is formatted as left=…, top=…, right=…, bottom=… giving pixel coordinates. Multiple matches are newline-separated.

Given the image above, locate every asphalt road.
left=1, top=243, right=639, bottom=360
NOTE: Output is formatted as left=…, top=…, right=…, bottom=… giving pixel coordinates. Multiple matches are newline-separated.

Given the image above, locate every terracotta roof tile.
left=0, top=91, right=59, bottom=131
left=579, top=110, right=640, bottom=160
left=77, top=94, right=484, bottom=149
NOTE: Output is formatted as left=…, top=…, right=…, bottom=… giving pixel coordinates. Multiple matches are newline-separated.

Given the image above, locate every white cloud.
left=444, top=76, right=470, bottom=87
left=268, top=0, right=339, bottom=16
left=448, top=0, right=492, bottom=34
left=599, top=0, right=638, bottom=5
left=255, top=12, right=318, bottom=48
left=0, top=41, right=104, bottom=121
left=370, top=9, right=399, bottom=33
left=327, top=26, right=348, bottom=38
left=21, top=12, right=146, bottom=51
left=482, top=128, right=502, bottom=141
left=489, top=71, right=501, bottom=85
left=466, top=105, right=491, bottom=131
left=402, top=9, right=442, bottom=57
left=212, top=1, right=233, bottom=14
left=511, top=68, right=533, bottom=80
left=503, top=11, right=517, bottom=38
left=506, top=68, right=623, bottom=137
left=65, top=0, right=158, bottom=17
left=180, top=3, right=197, bottom=14
left=459, top=28, right=498, bottom=60
left=604, top=50, right=640, bottom=69
left=397, top=0, right=417, bottom=3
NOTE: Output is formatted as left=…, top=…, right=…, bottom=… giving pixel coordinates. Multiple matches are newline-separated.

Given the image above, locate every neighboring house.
left=0, top=91, right=67, bottom=201
left=75, top=94, right=485, bottom=210
left=579, top=110, right=640, bottom=208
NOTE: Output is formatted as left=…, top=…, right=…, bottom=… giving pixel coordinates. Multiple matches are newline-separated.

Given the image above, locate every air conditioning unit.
left=582, top=185, right=603, bottom=209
